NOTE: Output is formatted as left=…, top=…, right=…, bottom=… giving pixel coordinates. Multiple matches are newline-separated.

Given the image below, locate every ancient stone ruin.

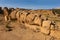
left=0, top=7, right=60, bottom=40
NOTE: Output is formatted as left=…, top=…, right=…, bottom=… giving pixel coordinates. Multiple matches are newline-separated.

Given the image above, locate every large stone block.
left=42, top=20, right=51, bottom=29
left=26, top=13, right=36, bottom=24
left=33, top=16, right=42, bottom=26
left=40, top=27, right=50, bottom=35
left=19, top=11, right=27, bottom=23
left=10, top=10, right=17, bottom=19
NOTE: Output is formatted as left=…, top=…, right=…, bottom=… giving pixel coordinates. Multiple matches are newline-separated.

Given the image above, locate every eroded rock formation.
left=0, top=7, right=60, bottom=40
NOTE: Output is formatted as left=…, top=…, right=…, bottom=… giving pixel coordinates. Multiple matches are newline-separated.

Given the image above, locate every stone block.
left=40, top=27, right=50, bottom=35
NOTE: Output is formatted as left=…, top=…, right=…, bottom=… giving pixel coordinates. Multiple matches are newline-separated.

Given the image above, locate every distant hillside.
left=52, top=9, right=60, bottom=14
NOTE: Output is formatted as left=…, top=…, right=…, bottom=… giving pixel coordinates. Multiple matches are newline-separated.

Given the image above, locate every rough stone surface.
left=33, top=16, right=42, bottom=26
left=10, top=10, right=17, bottom=19
left=42, top=20, right=51, bottom=29
left=26, top=13, right=36, bottom=24
left=40, top=27, right=50, bottom=35
left=0, top=7, right=60, bottom=40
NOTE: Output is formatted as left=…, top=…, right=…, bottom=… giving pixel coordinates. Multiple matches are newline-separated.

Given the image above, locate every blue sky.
left=0, top=0, right=60, bottom=9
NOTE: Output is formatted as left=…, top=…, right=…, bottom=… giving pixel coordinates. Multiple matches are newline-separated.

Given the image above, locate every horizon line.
left=0, top=6, right=60, bottom=10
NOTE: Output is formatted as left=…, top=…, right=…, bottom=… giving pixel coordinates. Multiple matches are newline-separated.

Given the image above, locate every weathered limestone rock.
left=25, top=23, right=40, bottom=31
left=19, top=11, right=27, bottom=23
left=16, top=11, right=20, bottom=22
left=40, top=27, right=50, bottom=35
left=10, top=10, right=17, bottom=20
left=33, top=16, right=42, bottom=26
left=26, top=13, right=36, bottom=24
left=42, top=20, right=51, bottom=29
left=10, top=8, right=20, bottom=20
left=50, top=30, right=60, bottom=38
left=40, top=10, right=54, bottom=16
left=3, top=7, right=9, bottom=21
left=41, top=15, right=47, bottom=20
left=40, top=20, right=51, bottom=34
